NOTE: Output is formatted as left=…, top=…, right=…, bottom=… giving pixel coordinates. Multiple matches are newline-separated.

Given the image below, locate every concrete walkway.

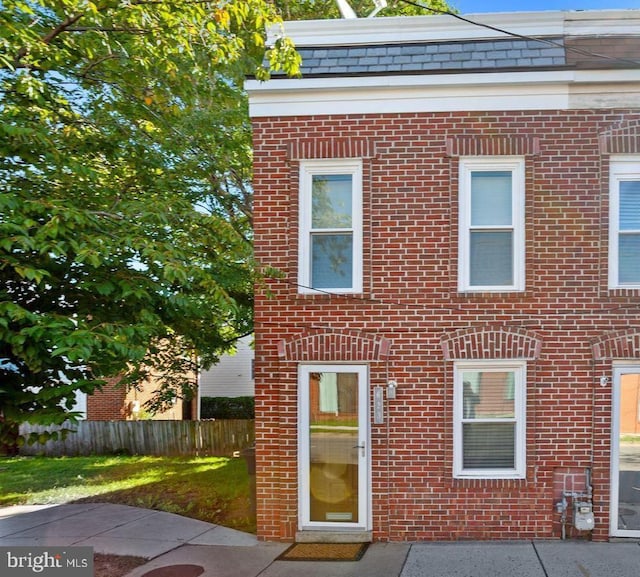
left=1, top=504, right=640, bottom=576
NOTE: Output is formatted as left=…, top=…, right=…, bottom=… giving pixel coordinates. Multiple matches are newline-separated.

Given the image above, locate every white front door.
left=611, top=366, right=640, bottom=537
left=299, top=364, right=369, bottom=530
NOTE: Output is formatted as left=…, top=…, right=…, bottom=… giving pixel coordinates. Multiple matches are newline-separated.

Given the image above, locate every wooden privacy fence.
left=19, top=420, right=255, bottom=457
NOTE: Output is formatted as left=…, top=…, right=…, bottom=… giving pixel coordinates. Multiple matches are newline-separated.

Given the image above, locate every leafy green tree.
left=0, top=0, right=299, bottom=451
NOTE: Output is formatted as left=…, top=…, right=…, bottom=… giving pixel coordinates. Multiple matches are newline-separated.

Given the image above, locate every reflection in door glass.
left=308, top=372, right=359, bottom=523
left=617, top=373, right=640, bottom=531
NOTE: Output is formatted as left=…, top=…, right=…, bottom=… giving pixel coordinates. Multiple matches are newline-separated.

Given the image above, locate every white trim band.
left=247, top=70, right=640, bottom=117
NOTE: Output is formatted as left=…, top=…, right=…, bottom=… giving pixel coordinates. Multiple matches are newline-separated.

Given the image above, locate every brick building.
left=247, top=10, right=640, bottom=542
left=84, top=374, right=196, bottom=421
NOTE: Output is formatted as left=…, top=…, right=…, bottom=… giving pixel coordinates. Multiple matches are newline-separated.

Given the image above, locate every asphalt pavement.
left=1, top=503, right=640, bottom=577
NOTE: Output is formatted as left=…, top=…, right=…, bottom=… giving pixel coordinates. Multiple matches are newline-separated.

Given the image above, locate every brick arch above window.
left=277, top=329, right=391, bottom=362
left=445, top=136, right=540, bottom=157
left=599, top=121, right=640, bottom=154
left=285, top=138, right=377, bottom=160
left=440, top=326, right=543, bottom=361
left=591, top=329, right=640, bottom=360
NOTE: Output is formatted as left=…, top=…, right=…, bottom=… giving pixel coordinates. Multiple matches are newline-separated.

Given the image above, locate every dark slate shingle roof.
left=293, top=37, right=567, bottom=76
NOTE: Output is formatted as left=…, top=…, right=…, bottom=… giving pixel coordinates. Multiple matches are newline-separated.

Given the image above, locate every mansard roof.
left=247, top=10, right=640, bottom=117
left=269, top=10, right=640, bottom=76
left=292, top=37, right=568, bottom=76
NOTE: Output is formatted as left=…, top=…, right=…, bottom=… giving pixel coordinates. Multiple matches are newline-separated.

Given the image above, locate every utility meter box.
left=574, top=502, right=595, bottom=531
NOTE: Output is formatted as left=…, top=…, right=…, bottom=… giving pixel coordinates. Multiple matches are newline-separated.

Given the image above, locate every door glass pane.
left=617, top=373, right=640, bottom=531
left=471, top=171, right=512, bottom=226
left=470, top=231, right=513, bottom=286
left=312, top=175, right=352, bottom=228
left=308, top=371, right=359, bottom=523
left=311, top=234, right=353, bottom=288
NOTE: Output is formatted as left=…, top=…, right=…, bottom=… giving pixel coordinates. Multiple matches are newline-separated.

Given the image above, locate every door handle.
left=352, top=442, right=365, bottom=457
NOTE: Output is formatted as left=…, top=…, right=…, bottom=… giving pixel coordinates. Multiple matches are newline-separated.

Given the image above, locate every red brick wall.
left=86, top=378, right=127, bottom=420
left=251, top=109, right=640, bottom=542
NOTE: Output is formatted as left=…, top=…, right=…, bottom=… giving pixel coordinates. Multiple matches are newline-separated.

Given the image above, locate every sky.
left=450, top=0, right=639, bottom=14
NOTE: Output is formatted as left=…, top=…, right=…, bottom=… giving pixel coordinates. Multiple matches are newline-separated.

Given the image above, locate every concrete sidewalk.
left=1, top=504, right=640, bottom=577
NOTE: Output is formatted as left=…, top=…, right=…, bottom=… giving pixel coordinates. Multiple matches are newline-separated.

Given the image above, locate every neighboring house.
left=79, top=375, right=195, bottom=421
left=78, top=337, right=255, bottom=421
left=198, top=335, right=255, bottom=402
left=247, top=10, right=640, bottom=543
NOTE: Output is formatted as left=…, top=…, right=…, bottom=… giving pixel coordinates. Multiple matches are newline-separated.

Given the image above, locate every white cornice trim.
left=247, top=70, right=640, bottom=118
left=573, top=69, right=640, bottom=83
left=267, top=10, right=640, bottom=47
left=269, top=12, right=563, bottom=46
left=248, top=70, right=573, bottom=92
left=248, top=73, right=569, bottom=117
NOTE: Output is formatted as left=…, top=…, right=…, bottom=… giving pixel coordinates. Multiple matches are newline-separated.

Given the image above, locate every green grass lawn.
left=0, top=455, right=255, bottom=533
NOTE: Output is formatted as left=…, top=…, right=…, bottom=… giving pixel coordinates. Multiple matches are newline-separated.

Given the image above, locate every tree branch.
left=79, top=54, right=122, bottom=78
left=66, top=27, right=151, bottom=34
left=14, top=12, right=84, bottom=67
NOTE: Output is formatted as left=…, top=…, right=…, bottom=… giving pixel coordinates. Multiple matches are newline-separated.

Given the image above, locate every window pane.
left=619, top=234, right=640, bottom=284
left=620, top=181, right=640, bottom=230
left=463, top=423, right=516, bottom=469
left=312, top=175, right=353, bottom=229
left=311, top=234, right=353, bottom=288
left=471, top=171, right=512, bottom=226
left=462, top=371, right=515, bottom=419
left=470, top=231, right=513, bottom=286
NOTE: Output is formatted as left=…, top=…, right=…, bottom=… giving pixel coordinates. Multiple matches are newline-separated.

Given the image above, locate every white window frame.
left=609, top=155, right=640, bottom=289
left=298, top=159, right=363, bottom=294
left=458, top=157, right=526, bottom=292
left=453, top=360, right=527, bottom=479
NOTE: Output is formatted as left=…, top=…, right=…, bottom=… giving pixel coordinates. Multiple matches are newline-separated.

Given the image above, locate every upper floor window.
left=298, top=159, right=363, bottom=294
left=458, top=157, right=525, bottom=292
left=609, top=156, right=640, bottom=289
left=453, top=360, right=527, bottom=479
